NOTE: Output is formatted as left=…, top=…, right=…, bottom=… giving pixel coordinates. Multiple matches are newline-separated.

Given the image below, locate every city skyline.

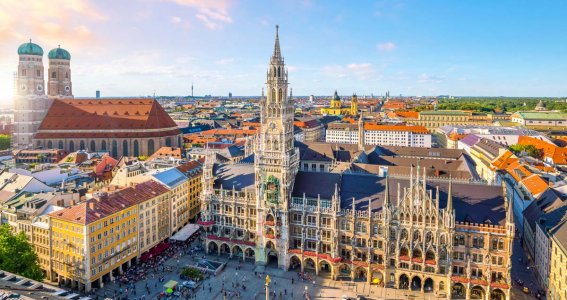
left=1, top=0, right=567, bottom=104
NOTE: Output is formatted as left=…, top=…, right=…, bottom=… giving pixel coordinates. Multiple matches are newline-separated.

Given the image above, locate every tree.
left=0, top=225, right=44, bottom=281
left=509, top=144, right=543, bottom=159
left=0, top=135, right=10, bottom=150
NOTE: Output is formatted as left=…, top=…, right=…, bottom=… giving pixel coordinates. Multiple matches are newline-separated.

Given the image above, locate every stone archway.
left=338, top=264, right=351, bottom=280
left=452, top=283, right=466, bottom=299
left=424, top=278, right=434, bottom=293
left=411, top=276, right=422, bottom=291
left=232, top=245, right=243, bottom=260
left=207, top=241, right=218, bottom=254
left=319, top=260, right=332, bottom=276
left=371, top=270, right=383, bottom=285
left=354, top=267, right=367, bottom=282
left=245, top=248, right=255, bottom=261
left=399, top=274, right=409, bottom=290
left=289, top=255, right=301, bottom=271
left=304, top=257, right=316, bottom=271
left=471, top=285, right=485, bottom=299
left=219, top=243, right=230, bottom=256
left=490, top=289, right=506, bottom=300
left=265, top=241, right=278, bottom=267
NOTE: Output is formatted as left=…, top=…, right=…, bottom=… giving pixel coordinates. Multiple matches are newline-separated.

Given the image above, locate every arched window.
left=273, top=66, right=276, bottom=77
left=58, top=140, right=64, bottom=149
left=122, top=140, right=129, bottom=156
left=133, top=140, right=139, bottom=157
left=111, top=140, right=118, bottom=157
left=101, top=140, right=107, bottom=151
left=277, top=66, right=281, bottom=77
left=165, top=137, right=172, bottom=147
left=90, top=141, right=96, bottom=152
left=80, top=140, right=85, bottom=150
left=278, top=88, right=283, bottom=103
left=47, top=141, right=53, bottom=148
left=69, top=141, right=75, bottom=152
left=148, top=139, right=155, bottom=155
left=65, top=72, right=68, bottom=79
left=400, top=229, right=408, bottom=240
left=272, top=88, right=277, bottom=103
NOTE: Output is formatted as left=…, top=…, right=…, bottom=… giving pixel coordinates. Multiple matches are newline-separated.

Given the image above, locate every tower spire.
left=447, top=175, right=453, bottom=213
left=384, top=176, right=390, bottom=207
left=272, top=25, right=281, bottom=60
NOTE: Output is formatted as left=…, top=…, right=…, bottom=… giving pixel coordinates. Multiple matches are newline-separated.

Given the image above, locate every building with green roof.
left=511, top=111, right=567, bottom=129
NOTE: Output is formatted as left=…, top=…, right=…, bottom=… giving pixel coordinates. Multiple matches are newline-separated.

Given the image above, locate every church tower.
left=350, top=93, right=358, bottom=115
left=47, top=46, right=73, bottom=99
left=255, top=25, right=300, bottom=268
left=13, top=40, right=50, bottom=149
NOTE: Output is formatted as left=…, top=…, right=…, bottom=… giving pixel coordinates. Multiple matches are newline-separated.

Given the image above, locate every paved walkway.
left=84, top=237, right=536, bottom=300
left=509, top=237, right=539, bottom=300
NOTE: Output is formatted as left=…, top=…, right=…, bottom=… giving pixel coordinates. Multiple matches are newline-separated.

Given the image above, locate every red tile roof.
left=50, top=180, right=169, bottom=224
left=176, top=160, right=203, bottom=178
left=518, top=136, right=567, bottom=165
left=148, top=147, right=183, bottom=160
left=36, top=98, right=180, bottom=139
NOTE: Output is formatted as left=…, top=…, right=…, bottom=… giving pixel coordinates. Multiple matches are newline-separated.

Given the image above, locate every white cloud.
left=417, top=73, right=446, bottom=84
left=170, top=16, right=182, bottom=24
left=322, top=63, right=376, bottom=80
left=166, top=0, right=233, bottom=30
left=0, top=0, right=106, bottom=47
left=215, top=58, right=235, bottom=65
left=347, top=63, right=376, bottom=80
left=377, top=42, right=396, bottom=51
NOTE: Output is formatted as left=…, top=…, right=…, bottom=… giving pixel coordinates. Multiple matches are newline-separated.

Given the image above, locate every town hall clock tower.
left=254, top=25, right=300, bottom=267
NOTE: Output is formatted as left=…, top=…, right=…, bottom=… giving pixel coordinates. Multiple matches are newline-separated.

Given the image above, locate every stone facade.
left=199, top=26, right=514, bottom=300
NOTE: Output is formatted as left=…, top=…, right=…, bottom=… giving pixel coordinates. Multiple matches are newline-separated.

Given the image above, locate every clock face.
left=65, top=86, right=70, bottom=91
left=37, top=85, right=43, bottom=91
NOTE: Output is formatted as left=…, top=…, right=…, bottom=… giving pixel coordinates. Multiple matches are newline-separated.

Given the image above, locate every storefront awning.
left=170, top=224, right=200, bottom=242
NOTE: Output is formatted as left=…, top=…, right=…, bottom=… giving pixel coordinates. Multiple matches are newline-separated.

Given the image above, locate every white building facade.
left=326, top=122, right=431, bottom=147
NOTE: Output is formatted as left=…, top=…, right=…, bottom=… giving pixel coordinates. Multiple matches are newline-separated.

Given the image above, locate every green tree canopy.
left=0, top=135, right=10, bottom=151
left=509, top=144, right=543, bottom=159
left=0, top=225, right=44, bottom=281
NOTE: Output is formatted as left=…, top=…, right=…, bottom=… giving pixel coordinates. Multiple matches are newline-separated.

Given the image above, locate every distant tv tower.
left=191, top=82, right=194, bottom=98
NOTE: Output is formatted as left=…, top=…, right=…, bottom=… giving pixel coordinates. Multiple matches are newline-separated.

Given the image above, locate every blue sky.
left=1, top=0, right=566, bottom=102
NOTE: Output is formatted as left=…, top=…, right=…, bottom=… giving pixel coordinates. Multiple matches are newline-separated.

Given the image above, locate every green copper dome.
left=17, top=40, right=44, bottom=56
left=48, top=47, right=71, bottom=60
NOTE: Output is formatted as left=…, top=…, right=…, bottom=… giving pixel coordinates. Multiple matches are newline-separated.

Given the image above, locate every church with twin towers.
left=198, top=26, right=514, bottom=300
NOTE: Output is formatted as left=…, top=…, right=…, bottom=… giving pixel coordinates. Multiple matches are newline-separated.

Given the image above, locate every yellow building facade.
left=320, top=91, right=358, bottom=116
left=49, top=195, right=139, bottom=291
left=550, top=229, right=567, bottom=300
left=408, top=110, right=494, bottom=131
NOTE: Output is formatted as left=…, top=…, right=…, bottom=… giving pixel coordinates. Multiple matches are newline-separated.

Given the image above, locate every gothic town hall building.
left=199, top=26, right=514, bottom=300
